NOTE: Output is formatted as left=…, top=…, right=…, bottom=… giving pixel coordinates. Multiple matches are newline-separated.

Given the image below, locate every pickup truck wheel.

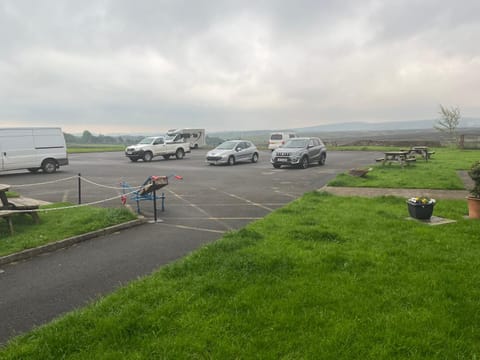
left=175, top=148, right=185, bottom=159
left=143, top=152, right=153, bottom=162
left=251, top=153, right=259, bottom=163
left=299, top=156, right=309, bottom=169
left=319, top=153, right=326, bottom=165
left=163, top=155, right=171, bottom=160
left=42, top=159, right=57, bottom=174
left=228, top=156, right=235, bottom=166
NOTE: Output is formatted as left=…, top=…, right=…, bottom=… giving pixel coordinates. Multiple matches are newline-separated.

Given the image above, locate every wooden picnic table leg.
left=30, top=212, right=40, bottom=224
left=4, top=216, right=14, bottom=235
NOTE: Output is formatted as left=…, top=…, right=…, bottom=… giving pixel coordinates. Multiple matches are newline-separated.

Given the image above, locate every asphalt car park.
left=0, top=149, right=379, bottom=343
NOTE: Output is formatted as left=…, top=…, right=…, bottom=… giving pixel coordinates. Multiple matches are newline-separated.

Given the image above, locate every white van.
left=0, top=127, right=69, bottom=173
left=268, top=132, right=296, bottom=151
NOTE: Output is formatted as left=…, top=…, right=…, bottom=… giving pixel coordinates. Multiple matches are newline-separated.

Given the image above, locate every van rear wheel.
left=42, top=160, right=57, bottom=174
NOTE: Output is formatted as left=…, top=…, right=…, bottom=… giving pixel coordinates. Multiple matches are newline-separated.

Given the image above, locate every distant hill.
left=210, top=117, right=480, bottom=137
left=209, top=118, right=480, bottom=147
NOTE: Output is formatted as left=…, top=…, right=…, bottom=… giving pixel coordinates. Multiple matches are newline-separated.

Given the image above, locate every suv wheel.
left=319, top=153, right=326, bottom=166
left=299, top=156, right=309, bottom=169
left=273, top=164, right=281, bottom=169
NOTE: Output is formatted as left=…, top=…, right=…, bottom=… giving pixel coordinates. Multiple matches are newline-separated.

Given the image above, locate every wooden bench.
left=7, top=198, right=40, bottom=224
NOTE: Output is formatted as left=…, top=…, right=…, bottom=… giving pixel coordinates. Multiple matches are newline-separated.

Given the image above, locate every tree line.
left=63, top=130, right=143, bottom=145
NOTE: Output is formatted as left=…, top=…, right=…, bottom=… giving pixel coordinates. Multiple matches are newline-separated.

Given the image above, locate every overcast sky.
left=0, top=0, right=479, bottom=134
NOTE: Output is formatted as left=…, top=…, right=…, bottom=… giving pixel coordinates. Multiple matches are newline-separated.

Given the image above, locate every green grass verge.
left=329, top=148, right=480, bottom=189
left=1, top=192, right=479, bottom=359
left=67, top=144, right=125, bottom=153
left=0, top=203, right=137, bottom=257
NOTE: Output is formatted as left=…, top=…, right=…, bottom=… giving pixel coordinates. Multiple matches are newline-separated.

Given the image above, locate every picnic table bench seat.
left=0, top=198, right=41, bottom=235
left=7, top=198, right=41, bottom=223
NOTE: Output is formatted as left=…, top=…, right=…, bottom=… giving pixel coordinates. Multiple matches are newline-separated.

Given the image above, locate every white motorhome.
left=0, top=127, right=68, bottom=174
left=166, top=128, right=206, bottom=149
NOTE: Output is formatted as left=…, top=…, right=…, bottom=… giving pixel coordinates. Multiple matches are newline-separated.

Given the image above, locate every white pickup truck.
left=125, top=136, right=191, bottom=162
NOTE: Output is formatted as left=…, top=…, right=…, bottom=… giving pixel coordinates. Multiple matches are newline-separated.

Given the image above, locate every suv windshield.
left=216, top=141, right=237, bottom=150
left=284, top=139, right=308, bottom=148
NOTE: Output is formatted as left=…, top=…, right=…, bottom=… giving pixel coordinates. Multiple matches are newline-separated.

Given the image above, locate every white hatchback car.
left=206, top=140, right=259, bottom=165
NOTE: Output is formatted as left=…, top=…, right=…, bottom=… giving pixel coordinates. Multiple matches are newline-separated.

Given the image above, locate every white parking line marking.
left=210, top=188, right=274, bottom=211
left=62, top=190, right=70, bottom=202
left=162, top=223, right=226, bottom=234
left=166, top=189, right=233, bottom=231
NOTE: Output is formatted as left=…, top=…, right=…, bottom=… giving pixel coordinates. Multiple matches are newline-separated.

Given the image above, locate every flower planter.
left=407, top=200, right=435, bottom=220
left=467, top=197, right=480, bottom=219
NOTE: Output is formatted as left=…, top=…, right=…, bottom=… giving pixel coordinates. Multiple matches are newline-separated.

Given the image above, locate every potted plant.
left=407, top=196, right=436, bottom=220
left=467, top=160, right=480, bottom=219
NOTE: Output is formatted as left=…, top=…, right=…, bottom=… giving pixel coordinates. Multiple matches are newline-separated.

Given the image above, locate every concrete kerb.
left=0, top=217, right=148, bottom=266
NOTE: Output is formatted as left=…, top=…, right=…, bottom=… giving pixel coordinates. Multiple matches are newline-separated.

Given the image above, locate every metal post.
left=153, top=186, right=158, bottom=222
left=78, top=173, right=81, bottom=204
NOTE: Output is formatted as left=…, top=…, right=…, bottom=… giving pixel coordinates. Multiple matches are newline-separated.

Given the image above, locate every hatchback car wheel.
left=251, top=153, right=259, bottom=163
left=228, top=156, right=235, bottom=166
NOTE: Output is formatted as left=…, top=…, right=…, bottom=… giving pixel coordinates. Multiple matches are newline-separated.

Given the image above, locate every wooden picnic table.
left=377, top=151, right=416, bottom=166
left=400, top=146, right=435, bottom=161
left=0, top=184, right=40, bottom=235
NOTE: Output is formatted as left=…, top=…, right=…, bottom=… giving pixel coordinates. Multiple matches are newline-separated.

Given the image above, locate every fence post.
left=153, top=186, right=158, bottom=222
left=78, top=173, right=82, bottom=204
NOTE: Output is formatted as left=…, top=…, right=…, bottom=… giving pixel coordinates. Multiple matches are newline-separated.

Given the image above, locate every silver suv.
left=271, top=137, right=326, bottom=169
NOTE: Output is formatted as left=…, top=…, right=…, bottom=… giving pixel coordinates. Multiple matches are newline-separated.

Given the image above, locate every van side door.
left=0, top=129, right=37, bottom=170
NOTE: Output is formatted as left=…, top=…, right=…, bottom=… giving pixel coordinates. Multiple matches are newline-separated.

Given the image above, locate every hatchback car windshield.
left=284, top=139, right=308, bottom=148
left=216, top=141, right=237, bottom=150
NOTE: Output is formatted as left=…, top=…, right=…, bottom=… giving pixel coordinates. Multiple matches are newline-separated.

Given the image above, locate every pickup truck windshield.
left=139, top=137, right=155, bottom=144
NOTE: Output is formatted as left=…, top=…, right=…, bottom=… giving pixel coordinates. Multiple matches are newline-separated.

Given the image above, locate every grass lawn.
left=67, top=144, right=125, bottom=153
left=1, top=192, right=479, bottom=359
left=0, top=203, right=136, bottom=257
left=329, top=148, right=480, bottom=189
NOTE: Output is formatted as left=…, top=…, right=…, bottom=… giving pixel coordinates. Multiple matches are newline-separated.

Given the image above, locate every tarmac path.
left=0, top=149, right=378, bottom=343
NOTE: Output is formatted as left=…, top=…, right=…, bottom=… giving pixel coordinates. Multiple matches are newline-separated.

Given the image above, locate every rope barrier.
left=11, top=176, right=78, bottom=188
left=79, top=176, right=135, bottom=190
left=9, top=188, right=140, bottom=214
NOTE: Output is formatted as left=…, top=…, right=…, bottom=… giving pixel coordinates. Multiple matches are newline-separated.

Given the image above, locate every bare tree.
left=435, top=105, right=461, bottom=146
